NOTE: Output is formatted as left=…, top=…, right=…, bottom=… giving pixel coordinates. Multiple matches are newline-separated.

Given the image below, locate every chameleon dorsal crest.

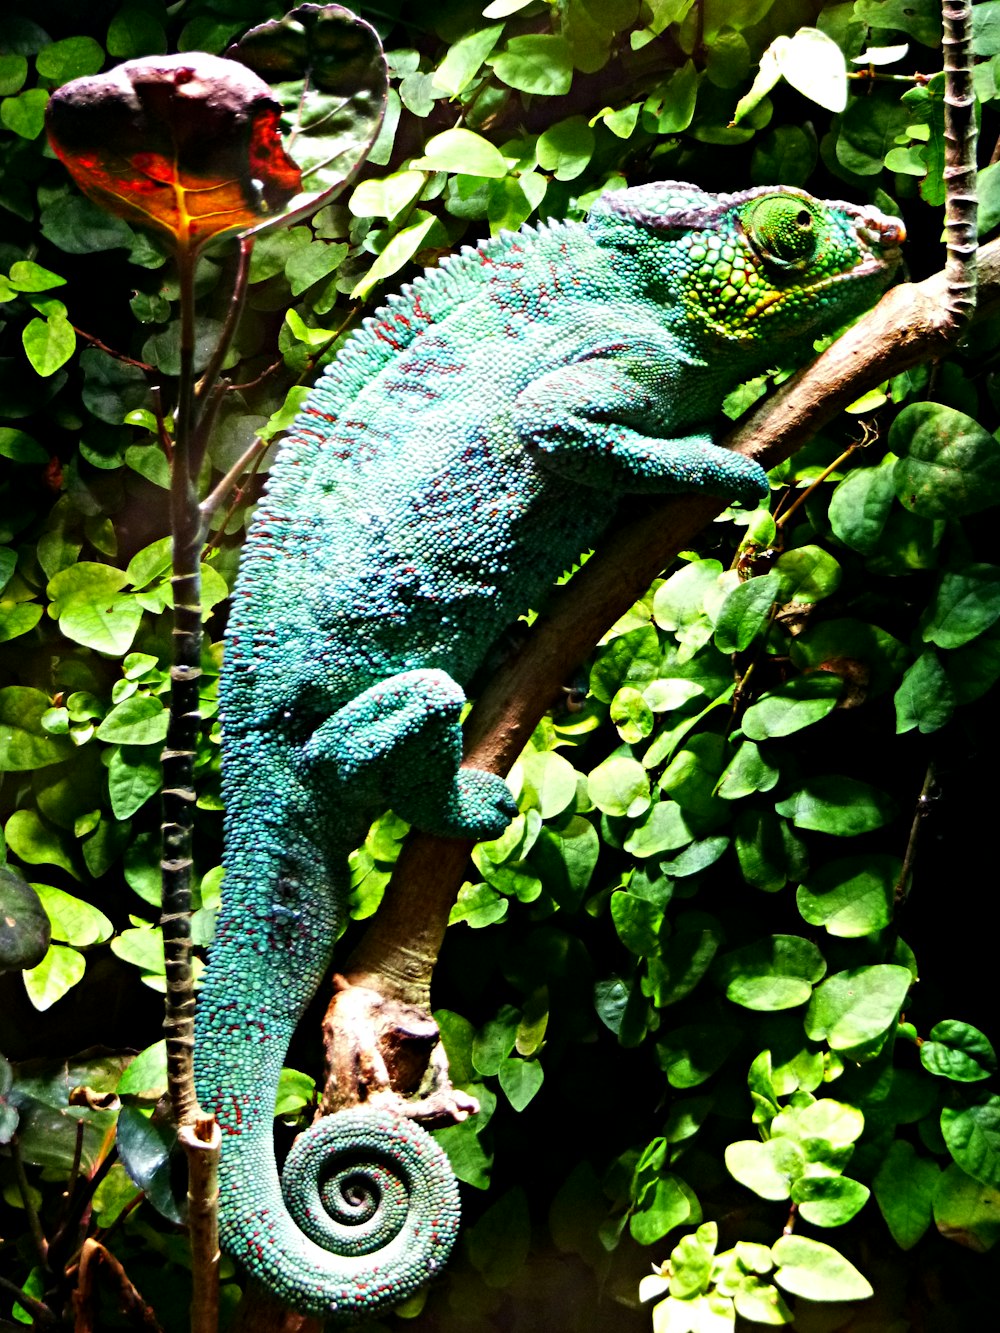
left=193, top=179, right=902, bottom=1321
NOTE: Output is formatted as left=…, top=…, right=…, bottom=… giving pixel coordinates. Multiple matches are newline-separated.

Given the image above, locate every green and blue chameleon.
left=193, top=180, right=903, bottom=1319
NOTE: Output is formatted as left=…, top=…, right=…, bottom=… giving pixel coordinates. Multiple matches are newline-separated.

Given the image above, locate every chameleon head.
left=588, top=180, right=904, bottom=348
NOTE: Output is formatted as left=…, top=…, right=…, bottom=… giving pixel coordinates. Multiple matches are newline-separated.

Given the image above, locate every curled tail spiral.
left=223, top=1105, right=460, bottom=1320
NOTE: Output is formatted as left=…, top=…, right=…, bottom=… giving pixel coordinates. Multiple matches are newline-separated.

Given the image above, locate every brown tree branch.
left=343, top=235, right=1000, bottom=1011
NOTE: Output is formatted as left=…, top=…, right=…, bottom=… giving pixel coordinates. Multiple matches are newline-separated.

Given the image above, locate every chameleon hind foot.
left=303, top=668, right=517, bottom=841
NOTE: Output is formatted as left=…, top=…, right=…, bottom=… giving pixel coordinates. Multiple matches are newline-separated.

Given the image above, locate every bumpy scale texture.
left=193, top=181, right=903, bottom=1320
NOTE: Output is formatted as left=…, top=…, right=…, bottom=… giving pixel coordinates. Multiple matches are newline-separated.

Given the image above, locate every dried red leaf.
left=46, top=53, right=301, bottom=253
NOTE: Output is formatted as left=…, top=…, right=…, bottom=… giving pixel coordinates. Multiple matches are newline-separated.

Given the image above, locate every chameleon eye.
left=741, top=195, right=820, bottom=269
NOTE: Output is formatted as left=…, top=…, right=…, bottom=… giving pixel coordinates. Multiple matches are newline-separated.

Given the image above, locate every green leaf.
left=588, top=754, right=650, bottom=818
left=623, top=799, right=694, bottom=857
left=629, top=1173, right=694, bottom=1245
left=0, top=687, right=73, bottom=771
left=96, top=695, right=169, bottom=745
left=0, top=426, right=48, bottom=463
left=921, top=1021, right=998, bottom=1083
left=892, top=403, right=1000, bottom=517
left=414, top=127, right=509, bottom=178
left=7, top=809, right=80, bottom=881
left=733, top=1277, right=792, bottom=1326
left=274, top=1067, right=316, bottom=1118
left=117, top=1040, right=168, bottom=1099
left=1, top=87, right=48, bottom=139
left=770, top=1235, right=873, bottom=1302
left=116, top=1106, right=183, bottom=1224
left=498, top=1056, right=543, bottom=1111
left=827, top=456, right=897, bottom=553
left=0, top=53, right=28, bottom=96
left=351, top=212, right=439, bottom=299
left=536, top=115, right=595, bottom=181
left=107, top=7, right=167, bottom=58
left=32, top=883, right=112, bottom=947
left=8, top=261, right=67, bottom=293
left=726, top=1138, right=805, bottom=1201
left=772, top=546, right=841, bottom=604
left=872, top=1140, right=939, bottom=1249
left=35, top=35, right=104, bottom=83
left=713, top=574, right=781, bottom=653
left=22, top=314, right=76, bottom=377
left=108, top=745, right=163, bottom=820
left=804, top=965, right=912, bottom=1054
left=796, top=855, right=897, bottom=937
left=894, top=649, right=954, bottom=734
left=22, top=943, right=86, bottom=1010
left=658, top=1024, right=742, bottom=1089
left=714, top=935, right=826, bottom=1011
left=432, top=23, right=504, bottom=96
left=792, top=1175, right=869, bottom=1227
left=489, top=35, right=573, bottom=96
left=742, top=673, right=841, bottom=741
left=933, top=1162, right=1000, bottom=1251
left=940, top=1094, right=1000, bottom=1188
left=922, top=564, right=1000, bottom=649
left=716, top=741, right=779, bottom=800
left=47, top=562, right=142, bottom=655
left=611, top=892, right=662, bottom=956
left=775, top=776, right=894, bottom=836
left=0, top=866, right=50, bottom=972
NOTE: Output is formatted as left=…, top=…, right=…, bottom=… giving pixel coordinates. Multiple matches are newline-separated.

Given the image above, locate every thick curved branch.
left=344, top=236, right=1000, bottom=1007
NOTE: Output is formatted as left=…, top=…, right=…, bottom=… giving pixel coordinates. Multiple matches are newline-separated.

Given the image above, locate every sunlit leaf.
left=46, top=53, right=302, bottom=252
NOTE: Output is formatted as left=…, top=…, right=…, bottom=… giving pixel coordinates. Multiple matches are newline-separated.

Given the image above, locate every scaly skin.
left=193, top=181, right=903, bottom=1320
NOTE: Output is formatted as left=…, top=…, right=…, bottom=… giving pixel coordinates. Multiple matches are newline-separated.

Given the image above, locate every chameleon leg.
left=303, top=668, right=518, bottom=840
left=514, top=354, right=769, bottom=503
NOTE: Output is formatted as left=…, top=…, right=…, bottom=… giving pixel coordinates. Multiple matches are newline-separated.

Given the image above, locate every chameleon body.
left=193, top=181, right=903, bottom=1319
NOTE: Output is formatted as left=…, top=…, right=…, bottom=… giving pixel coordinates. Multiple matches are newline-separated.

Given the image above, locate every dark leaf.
left=0, top=865, right=50, bottom=972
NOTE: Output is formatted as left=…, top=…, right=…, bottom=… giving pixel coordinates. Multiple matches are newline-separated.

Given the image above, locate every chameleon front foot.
left=303, top=668, right=518, bottom=841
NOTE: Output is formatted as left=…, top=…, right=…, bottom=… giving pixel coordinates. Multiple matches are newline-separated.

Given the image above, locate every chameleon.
left=193, top=180, right=903, bottom=1320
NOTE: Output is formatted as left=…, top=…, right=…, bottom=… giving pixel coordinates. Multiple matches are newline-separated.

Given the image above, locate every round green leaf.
left=1, top=87, right=48, bottom=138
left=36, top=36, right=105, bottom=83
left=796, top=855, right=898, bottom=937
left=894, top=649, right=954, bottom=735
left=489, top=34, right=573, bottom=96
left=771, top=1235, right=873, bottom=1302
left=116, top=1105, right=184, bottom=1224
left=772, top=546, right=842, bottom=604
left=536, top=115, right=595, bottom=181
left=804, top=965, right=912, bottom=1053
left=658, top=1023, right=742, bottom=1089
left=714, top=935, right=826, bottom=1011
left=623, top=799, right=694, bottom=857
left=23, top=943, right=86, bottom=1011
left=726, top=1138, right=804, bottom=1201
left=5, top=810, right=78, bottom=878
left=48, top=562, right=142, bottom=655
left=587, top=754, right=649, bottom=818
left=32, top=883, right=112, bottom=947
left=775, top=776, right=894, bottom=835
left=498, top=1056, right=543, bottom=1111
left=629, top=1173, right=693, bottom=1245
left=921, top=1021, right=998, bottom=1083
left=792, top=1175, right=869, bottom=1227
left=892, top=403, right=1000, bottom=517
left=22, top=314, right=76, bottom=377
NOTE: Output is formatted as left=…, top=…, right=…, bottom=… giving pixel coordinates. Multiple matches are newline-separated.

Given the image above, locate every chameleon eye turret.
left=739, top=194, right=820, bottom=269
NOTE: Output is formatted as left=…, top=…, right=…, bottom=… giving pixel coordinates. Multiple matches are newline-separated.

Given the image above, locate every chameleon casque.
left=193, top=180, right=903, bottom=1319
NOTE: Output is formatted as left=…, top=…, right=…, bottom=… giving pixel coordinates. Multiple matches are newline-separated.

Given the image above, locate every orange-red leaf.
left=45, top=53, right=301, bottom=254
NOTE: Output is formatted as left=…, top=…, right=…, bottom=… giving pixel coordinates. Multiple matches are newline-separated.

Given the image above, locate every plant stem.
left=161, top=242, right=207, bottom=1130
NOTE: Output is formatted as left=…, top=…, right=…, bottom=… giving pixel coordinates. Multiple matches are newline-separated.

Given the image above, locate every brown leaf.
left=46, top=52, right=301, bottom=253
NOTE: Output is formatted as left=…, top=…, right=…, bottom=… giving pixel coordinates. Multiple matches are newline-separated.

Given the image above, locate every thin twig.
left=894, top=762, right=938, bottom=909
left=11, top=1137, right=48, bottom=1264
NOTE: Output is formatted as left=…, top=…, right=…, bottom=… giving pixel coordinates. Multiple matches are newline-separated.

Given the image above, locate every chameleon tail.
left=194, top=836, right=460, bottom=1320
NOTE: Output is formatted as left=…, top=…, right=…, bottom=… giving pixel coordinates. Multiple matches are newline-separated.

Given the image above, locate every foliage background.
left=1, top=0, right=999, bottom=1329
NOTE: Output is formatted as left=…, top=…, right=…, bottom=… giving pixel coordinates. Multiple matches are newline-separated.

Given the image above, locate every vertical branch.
left=941, top=0, right=978, bottom=324
left=161, top=244, right=206, bottom=1131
